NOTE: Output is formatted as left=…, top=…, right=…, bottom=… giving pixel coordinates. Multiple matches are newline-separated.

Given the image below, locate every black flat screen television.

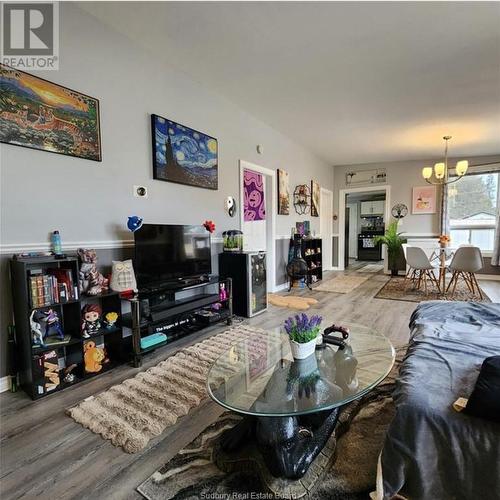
left=134, top=224, right=211, bottom=289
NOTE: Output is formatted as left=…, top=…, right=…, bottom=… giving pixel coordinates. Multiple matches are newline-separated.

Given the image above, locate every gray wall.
left=0, top=2, right=333, bottom=248
left=333, top=156, right=500, bottom=236
left=0, top=4, right=336, bottom=377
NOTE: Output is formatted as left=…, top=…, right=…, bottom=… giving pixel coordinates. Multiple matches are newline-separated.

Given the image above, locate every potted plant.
left=284, top=313, right=323, bottom=360
left=374, top=220, right=407, bottom=276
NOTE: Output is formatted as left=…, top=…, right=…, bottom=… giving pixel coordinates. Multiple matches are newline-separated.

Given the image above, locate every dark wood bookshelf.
left=301, top=237, right=323, bottom=284
left=10, top=256, right=127, bottom=400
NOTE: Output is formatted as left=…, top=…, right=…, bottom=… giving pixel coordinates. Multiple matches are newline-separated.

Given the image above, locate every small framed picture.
left=412, top=186, right=437, bottom=214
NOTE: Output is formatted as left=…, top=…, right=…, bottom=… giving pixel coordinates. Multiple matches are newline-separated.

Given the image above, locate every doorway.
left=338, top=185, right=391, bottom=271
left=239, top=160, right=277, bottom=291
left=320, top=188, right=333, bottom=270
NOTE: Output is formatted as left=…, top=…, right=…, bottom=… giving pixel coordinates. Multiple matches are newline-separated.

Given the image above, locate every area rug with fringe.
left=314, top=275, right=370, bottom=294
left=375, top=276, right=491, bottom=303
left=66, top=325, right=271, bottom=453
left=137, top=351, right=405, bottom=500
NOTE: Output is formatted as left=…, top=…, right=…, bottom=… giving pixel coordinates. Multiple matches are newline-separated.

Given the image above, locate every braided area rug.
left=66, top=325, right=270, bottom=453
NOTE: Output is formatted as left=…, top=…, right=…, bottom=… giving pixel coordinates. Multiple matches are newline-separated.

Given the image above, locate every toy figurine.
left=127, top=216, right=143, bottom=232
left=43, top=309, right=65, bottom=340
left=63, top=364, right=78, bottom=384
left=77, top=248, right=109, bottom=296
left=81, top=303, right=102, bottom=338
left=219, top=282, right=228, bottom=301
left=30, top=310, right=46, bottom=347
left=104, top=311, right=118, bottom=329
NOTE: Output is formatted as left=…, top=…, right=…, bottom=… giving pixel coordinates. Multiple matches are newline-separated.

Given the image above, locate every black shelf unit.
left=122, top=277, right=233, bottom=367
left=10, top=256, right=127, bottom=400
left=302, top=237, right=323, bottom=284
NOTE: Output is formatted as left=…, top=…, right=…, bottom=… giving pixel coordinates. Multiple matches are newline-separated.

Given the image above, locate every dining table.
left=428, top=246, right=456, bottom=294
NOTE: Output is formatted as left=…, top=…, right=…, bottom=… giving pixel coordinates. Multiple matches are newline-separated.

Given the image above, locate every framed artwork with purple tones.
left=243, top=169, right=266, bottom=221
left=277, top=168, right=290, bottom=215
left=311, top=180, right=320, bottom=217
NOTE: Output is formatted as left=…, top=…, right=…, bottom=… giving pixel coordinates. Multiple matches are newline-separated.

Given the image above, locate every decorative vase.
left=289, top=337, right=317, bottom=360
left=440, top=242, right=448, bottom=248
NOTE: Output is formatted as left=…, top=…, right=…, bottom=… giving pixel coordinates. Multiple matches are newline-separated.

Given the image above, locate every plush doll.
left=81, top=303, right=102, bottom=338
left=77, top=248, right=109, bottom=295
left=219, top=283, right=228, bottom=301
left=110, top=260, right=137, bottom=293
left=83, top=340, right=105, bottom=373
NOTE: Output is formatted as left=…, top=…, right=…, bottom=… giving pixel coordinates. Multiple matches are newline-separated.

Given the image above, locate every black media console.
left=122, top=276, right=233, bottom=367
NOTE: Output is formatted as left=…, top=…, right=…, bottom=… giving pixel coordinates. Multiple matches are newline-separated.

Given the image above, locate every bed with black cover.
left=380, top=301, right=500, bottom=499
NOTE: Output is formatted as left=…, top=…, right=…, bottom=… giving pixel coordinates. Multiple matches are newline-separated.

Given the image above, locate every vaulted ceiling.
left=79, top=1, right=500, bottom=165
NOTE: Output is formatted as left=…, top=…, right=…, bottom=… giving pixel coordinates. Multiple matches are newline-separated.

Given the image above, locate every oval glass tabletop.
left=207, top=324, right=395, bottom=417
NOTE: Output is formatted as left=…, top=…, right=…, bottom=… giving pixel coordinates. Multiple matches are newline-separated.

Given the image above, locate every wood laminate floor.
left=1, top=268, right=498, bottom=500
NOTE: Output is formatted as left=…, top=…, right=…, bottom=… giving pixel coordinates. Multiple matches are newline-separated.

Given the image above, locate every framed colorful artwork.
left=311, top=180, right=320, bottom=217
left=277, top=168, right=290, bottom=215
left=243, top=169, right=266, bottom=221
left=412, top=186, right=437, bottom=214
left=0, top=65, right=102, bottom=161
left=151, top=114, right=218, bottom=190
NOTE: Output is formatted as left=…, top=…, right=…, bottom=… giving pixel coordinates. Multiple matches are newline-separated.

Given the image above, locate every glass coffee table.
left=207, top=324, right=395, bottom=479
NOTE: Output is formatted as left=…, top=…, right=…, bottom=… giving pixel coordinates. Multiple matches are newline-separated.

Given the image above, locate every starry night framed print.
left=151, top=114, right=218, bottom=190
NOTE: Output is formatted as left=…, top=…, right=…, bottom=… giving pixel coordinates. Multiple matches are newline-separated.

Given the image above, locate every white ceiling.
left=79, top=1, right=500, bottom=165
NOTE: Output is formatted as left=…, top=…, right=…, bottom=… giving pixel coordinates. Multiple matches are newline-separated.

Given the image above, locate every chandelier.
left=422, top=136, right=468, bottom=185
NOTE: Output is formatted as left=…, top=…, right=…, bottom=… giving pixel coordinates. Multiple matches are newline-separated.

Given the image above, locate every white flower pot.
left=289, top=338, right=317, bottom=360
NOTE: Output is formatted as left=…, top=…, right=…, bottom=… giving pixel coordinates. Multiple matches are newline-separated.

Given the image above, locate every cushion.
left=464, top=356, right=500, bottom=422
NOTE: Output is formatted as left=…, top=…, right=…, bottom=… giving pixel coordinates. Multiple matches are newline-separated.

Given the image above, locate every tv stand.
left=123, top=277, right=232, bottom=367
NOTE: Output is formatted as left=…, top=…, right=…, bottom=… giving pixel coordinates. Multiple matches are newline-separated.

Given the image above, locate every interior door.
left=320, top=189, right=333, bottom=270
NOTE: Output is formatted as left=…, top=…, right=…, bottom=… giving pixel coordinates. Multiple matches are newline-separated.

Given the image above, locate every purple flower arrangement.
left=284, top=313, right=323, bottom=344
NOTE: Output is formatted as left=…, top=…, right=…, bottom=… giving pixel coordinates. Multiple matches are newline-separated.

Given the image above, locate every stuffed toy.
left=83, top=340, right=105, bottom=373
left=78, top=248, right=109, bottom=296
left=110, top=260, right=137, bottom=293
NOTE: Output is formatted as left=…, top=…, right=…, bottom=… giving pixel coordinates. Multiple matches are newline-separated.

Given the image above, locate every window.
left=448, top=171, right=499, bottom=252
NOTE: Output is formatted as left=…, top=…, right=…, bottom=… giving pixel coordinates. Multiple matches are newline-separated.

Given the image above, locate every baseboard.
left=477, top=274, right=500, bottom=281
left=0, top=376, right=11, bottom=393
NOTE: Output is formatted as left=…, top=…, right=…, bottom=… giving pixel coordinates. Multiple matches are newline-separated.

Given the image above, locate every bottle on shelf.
left=51, top=231, right=62, bottom=255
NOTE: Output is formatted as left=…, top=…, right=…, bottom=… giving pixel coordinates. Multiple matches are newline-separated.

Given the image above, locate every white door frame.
left=320, top=187, right=334, bottom=270
left=239, top=160, right=277, bottom=292
left=338, top=185, right=391, bottom=272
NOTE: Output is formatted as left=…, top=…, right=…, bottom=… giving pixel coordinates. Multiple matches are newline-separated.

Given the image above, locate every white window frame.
left=448, top=166, right=500, bottom=257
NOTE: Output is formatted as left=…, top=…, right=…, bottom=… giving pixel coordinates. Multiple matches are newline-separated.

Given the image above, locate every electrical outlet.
left=134, top=186, right=148, bottom=198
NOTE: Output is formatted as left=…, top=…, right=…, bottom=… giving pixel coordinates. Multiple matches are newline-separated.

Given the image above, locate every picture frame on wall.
left=277, top=168, right=290, bottom=215
left=151, top=114, right=218, bottom=190
left=311, top=180, right=320, bottom=217
left=412, top=186, right=437, bottom=214
left=0, top=64, right=102, bottom=161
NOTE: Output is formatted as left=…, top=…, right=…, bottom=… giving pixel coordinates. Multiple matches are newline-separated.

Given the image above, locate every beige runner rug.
left=314, top=275, right=370, bottom=294
left=67, top=325, right=269, bottom=453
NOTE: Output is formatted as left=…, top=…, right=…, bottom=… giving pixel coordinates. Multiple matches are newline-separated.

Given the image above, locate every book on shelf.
left=28, top=268, right=78, bottom=308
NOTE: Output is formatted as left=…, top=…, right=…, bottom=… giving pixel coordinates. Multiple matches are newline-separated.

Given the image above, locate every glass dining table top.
left=207, top=324, right=395, bottom=417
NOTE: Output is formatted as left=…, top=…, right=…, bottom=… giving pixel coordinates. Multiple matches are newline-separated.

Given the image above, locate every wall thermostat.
left=134, top=186, right=148, bottom=198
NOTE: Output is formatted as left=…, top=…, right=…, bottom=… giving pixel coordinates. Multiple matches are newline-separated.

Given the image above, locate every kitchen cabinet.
left=360, top=200, right=385, bottom=216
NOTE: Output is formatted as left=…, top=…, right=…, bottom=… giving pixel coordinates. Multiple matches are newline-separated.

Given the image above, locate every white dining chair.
left=405, top=246, right=441, bottom=294
left=446, top=246, right=484, bottom=299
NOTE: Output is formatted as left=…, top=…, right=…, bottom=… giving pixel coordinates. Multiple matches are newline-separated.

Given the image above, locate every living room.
left=1, top=2, right=499, bottom=499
